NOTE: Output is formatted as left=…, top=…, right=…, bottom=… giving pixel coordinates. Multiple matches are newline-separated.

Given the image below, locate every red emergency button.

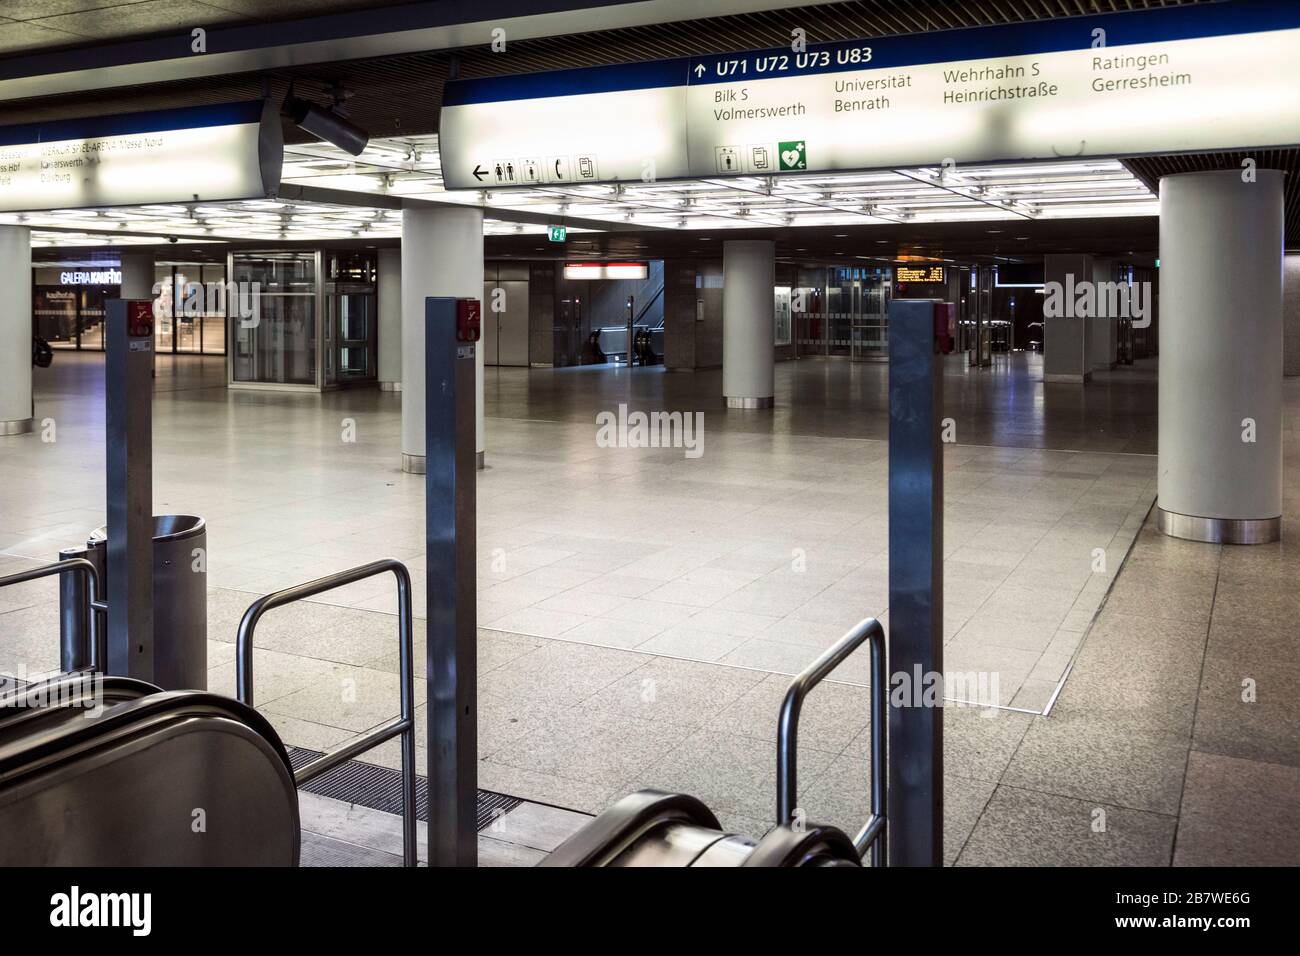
left=457, top=298, right=481, bottom=343
left=128, top=300, right=154, bottom=339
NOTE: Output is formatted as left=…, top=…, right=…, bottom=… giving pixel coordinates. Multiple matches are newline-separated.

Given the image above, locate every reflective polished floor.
left=490, top=352, right=1159, bottom=453
left=1, top=351, right=1295, bottom=865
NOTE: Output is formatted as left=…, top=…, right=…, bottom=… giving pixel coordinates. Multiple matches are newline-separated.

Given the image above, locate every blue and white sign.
left=0, top=100, right=282, bottom=212
left=440, top=0, right=1300, bottom=189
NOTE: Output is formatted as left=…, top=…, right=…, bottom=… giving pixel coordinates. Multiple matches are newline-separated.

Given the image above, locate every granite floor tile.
left=1173, top=751, right=1300, bottom=866
left=577, top=656, right=765, bottom=728
left=490, top=708, right=693, bottom=788
left=957, top=786, right=1177, bottom=866
left=1192, top=657, right=1300, bottom=767
left=477, top=760, right=620, bottom=816
left=263, top=664, right=424, bottom=732
left=712, top=672, right=870, bottom=754
left=636, top=624, right=749, bottom=662
left=480, top=640, right=650, bottom=707
left=1003, top=713, right=1190, bottom=814
left=627, top=728, right=838, bottom=821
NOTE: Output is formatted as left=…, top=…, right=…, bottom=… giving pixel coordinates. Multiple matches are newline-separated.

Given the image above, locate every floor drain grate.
left=286, top=746, right=523, bottom=832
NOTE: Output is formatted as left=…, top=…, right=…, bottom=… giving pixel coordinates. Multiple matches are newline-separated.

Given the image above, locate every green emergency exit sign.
left=548, top=225, right=567, bottom=242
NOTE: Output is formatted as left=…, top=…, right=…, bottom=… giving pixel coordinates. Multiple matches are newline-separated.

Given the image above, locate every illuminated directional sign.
left=563, top=262, right=649, bottom=280
left=0, top=101, right=282, bottom=212
left=440, top=0, right=1300, bottom=189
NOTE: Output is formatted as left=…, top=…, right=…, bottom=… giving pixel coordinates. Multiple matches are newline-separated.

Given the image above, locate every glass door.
left=230, top=251, right=320, bottom=387
left=851, top=269, right=891, bottom=361
left=332, top=288, right=377, bottom=384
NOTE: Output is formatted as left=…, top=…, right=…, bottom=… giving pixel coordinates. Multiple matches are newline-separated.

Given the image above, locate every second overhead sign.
left=438, top=0, right=1300, bottom=191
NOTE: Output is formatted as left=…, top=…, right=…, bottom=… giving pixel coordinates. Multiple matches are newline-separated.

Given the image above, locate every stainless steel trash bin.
left=60, top=515, right=207, bottom=691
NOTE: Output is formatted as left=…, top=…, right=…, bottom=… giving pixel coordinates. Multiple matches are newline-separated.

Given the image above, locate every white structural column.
left=400, top=207, right=485, bottom=473
left=1042, top=253, right=1094, bottom=384
left=1158, top=169, right=1285, bottom=544
left=1089, top=257, right=1119, bottom=371
left=119, top=252, right=154, bottom=299
left=0, top=226, right=33, bottom=436
left=119, top=252, right=155, bottom=375
left=378, top=247, right=402, bottom=391
left=722, top=239, right=776, bottom=408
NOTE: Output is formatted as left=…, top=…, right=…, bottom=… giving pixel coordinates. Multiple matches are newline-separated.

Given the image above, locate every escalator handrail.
left=0, top=674, right=160, bottom=709
left=539, top=789, right=724, bottom=867
left=0, top=691, right=300, bottom=866
left=777, top=617, right=887, bottom=865
left=0, top=690, right=295, bottom=782
left=632, top=281, right=664, bottom=325
left=742, top=822, right=862, bottom=868
left=0, top=675, right=161, bottom=733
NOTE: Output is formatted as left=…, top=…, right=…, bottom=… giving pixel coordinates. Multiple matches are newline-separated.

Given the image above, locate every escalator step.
left=286, top=746, right=522, bottom=832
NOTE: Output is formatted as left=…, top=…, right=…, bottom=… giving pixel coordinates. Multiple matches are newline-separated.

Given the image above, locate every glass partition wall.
left=227, top=250, right=378, bottom=391
left=229, top=251, right=319, bottom=388
left=154, top=262, right=227, bottom=355
left=34, top=260, right=226, bottom=354
left=794, top=265, right=893, bottom=361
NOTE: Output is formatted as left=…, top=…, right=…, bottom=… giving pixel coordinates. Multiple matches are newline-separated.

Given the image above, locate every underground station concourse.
left=0, top=0, right=1297, bottom=899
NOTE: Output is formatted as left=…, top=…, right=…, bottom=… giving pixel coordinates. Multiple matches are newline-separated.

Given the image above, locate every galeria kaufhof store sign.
left=439, top=0, right=1300, bottom=189
left=0, top=100, right=282, bottom=213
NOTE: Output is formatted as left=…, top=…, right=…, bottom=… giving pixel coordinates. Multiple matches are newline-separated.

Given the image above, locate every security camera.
left=282, top=84, right=369, bottom=156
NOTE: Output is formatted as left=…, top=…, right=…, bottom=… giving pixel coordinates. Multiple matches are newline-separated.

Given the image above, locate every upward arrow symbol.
left=694, top=64, right=706, bottom=77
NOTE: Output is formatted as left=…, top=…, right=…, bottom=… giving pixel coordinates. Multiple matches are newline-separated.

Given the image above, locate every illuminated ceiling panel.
left=3, top=134, right=1157, bottom=246
left=281, top=134, right=1159, bottom=232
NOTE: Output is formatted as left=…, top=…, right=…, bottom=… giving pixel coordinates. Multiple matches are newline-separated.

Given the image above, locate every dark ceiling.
left=1125, top=148, right=1300, bottom=245
left=486, top=216, right=1162, bottom=266
left=1, top=0, right=1223, bottom=136
left=0, top=1, right=404, bottom=55
left=5, top=0, right=1295, bottom=248
left=31, top=214, right=1162, bottom=268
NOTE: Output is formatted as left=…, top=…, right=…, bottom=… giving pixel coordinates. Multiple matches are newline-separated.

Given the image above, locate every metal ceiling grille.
left=0, top=0, right=1221, bottom=136
left=1123, top=150, right=1300, bottom=246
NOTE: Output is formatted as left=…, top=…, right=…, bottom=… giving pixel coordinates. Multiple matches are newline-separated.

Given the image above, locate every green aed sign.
left=548, top=225, right=568, bottom=242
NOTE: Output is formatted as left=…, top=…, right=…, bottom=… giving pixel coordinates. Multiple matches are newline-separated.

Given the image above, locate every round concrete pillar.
left=378, top=248, right=402, bottom=392
left=1157, top=169, right=1284, bottom=543
left=722, top=239, right=775, bottom=408
left=119, top=252, right=155, bottom=299
left=0, top=226, right=33, bottom=436
left=400, top=207, right=484, bottom=473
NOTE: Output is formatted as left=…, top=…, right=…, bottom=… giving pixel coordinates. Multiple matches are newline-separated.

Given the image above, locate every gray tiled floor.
left=2, top=353, right=1297, bottom=866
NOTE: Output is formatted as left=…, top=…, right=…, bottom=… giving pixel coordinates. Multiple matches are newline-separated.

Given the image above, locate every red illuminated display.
left=457, top=298, right=481, bottom=343
left=127, top=300, right=153, bottom=339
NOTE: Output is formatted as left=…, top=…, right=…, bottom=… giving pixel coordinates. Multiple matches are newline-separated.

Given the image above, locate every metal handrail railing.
left=236, top=558, right=417, bottom=868
left=0, top=559, right=105, bottom=671
left=776, top=617, right=887, bottom=866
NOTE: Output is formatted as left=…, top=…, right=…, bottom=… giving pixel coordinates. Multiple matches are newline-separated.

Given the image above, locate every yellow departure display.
left=896, top=266, right=946, bottom=283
